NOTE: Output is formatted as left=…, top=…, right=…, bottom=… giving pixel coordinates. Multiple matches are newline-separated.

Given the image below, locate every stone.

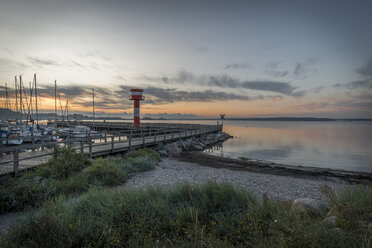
left=192, top=144, right=204, bottom=151
left=291, top=198, right=329, bottom=217
left=329, top=227, right=344, bottom=234
left=176, top=140, right=186, bottom=151
left=321, top=216, right=338, bottom=226
left=158, top=150, right=168, bottom=157
left=359, top=221, right=372, bottom=229
left=168, top=143, right=182, bottom=157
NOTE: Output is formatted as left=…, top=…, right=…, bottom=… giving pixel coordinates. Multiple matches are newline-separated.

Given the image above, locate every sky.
left=0, top=0, right=372, bottom=118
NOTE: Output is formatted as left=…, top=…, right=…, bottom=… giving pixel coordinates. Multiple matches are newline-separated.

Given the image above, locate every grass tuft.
left=1, top=182, right=371, bottom=248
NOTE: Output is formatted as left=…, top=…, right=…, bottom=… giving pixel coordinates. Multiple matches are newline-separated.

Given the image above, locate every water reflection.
left=204, top=121, right=372, bottom=172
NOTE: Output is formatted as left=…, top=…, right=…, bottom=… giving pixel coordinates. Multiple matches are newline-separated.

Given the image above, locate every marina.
left=0, top=122, right=222, bottom=176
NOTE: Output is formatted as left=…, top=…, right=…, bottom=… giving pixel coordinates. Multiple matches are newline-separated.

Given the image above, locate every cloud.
left=142, top=70, right=306, bottom=96
left=119, top=85, right=261, bottom=104
left=225, top=63, right=250, bottom=70
left=334, top=58, right=372, bottom=89
left=0, top=58, right=26, bottom=69
left=356, top=58, right=372, bottom=78
left=265, top=61, right=288, bottom=78
left=38, top=84, right=89, bottom=98
left=293, top=57, right=318, bottom=79
left=334, top=79, right=372, bottom=89
left=27, top=57, right=59, bottom=66
left=311, top=86, right=324, bottom=93
left=293, top=63, right=304, bottom=77
left=206, top=76, right=305, bottom=96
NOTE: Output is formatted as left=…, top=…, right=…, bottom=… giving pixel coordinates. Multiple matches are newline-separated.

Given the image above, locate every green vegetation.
left=1, top=182, right=371, bottom=248
left=0, top=147, right=159, bottom=213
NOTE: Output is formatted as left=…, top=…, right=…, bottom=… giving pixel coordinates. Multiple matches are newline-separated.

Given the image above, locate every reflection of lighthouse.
left=129, top=89, right=144, bottom=127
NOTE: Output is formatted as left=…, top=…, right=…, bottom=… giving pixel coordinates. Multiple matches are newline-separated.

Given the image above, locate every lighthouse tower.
left=129, top=89, right=144, bottom=127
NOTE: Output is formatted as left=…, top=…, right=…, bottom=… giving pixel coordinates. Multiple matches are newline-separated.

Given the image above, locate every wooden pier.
left=0, top=123, right=222, bottom=176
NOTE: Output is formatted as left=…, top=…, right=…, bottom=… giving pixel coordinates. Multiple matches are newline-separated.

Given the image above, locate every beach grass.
left=0, top=147, right=159, bottom=213
left=1, top=182, right=371, bottom=248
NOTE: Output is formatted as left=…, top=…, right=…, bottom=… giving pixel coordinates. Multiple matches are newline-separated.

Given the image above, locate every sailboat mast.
left=14, top=76, right=18, bottom=121
left=19, top=75, right=23, bottom=123
left=92, top=88, right=95, bottom=121
left=34, top=74, right=39, bottom=125
left=5, top=83, right=9, bottom=120
left=54, top=80, right=57, bottom=123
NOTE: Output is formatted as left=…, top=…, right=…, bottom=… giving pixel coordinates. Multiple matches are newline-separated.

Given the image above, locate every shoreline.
left=178, top=151, right=372, bottom=183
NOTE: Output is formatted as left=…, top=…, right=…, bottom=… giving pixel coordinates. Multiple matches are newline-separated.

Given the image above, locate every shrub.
left=86, top=158, right=129, bottom=186
left=126, top=148, right=161, bottom=163
left=127, top=156, right=157, bottom=172
left=28, top=146, right=91, bottom=180
left=0, top=147, right=91, bottom=212
left=0, top=148, right=159, bottom=213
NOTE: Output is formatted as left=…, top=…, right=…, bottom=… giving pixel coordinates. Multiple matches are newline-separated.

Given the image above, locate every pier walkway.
left=0, top=123, right=221, bottom=176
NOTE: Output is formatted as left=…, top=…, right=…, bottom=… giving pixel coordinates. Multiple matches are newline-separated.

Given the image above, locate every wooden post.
left=129, top=131, right=132, bottom=149
left=164, top=130, right=166, bottom=141
left=104, top=133, right=107, bottom=143
left=179, top=129, right=181, bottom=140
left=154, top=131, right=156, bottom=144
left=32, top=135, right=35, bottom=152
left=41, top=136, right=44, bottom=150
left=88, top=135, right=92, bottom=158
left=111, top=136, right=114, bottom=153
left=13, top=149, right=19, bottom=176
left=80, top=140, right=84, bottom=154
left=0, top=140, right=2, bottom=157
left=172, top=130, right=174, bottom=140
left=142, top=133, right=145, bottom=147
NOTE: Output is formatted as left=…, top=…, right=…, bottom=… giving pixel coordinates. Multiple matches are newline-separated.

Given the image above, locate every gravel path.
left=125, top=158, right=351, bottom=201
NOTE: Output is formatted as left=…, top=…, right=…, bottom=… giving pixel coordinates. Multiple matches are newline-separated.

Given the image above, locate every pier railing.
left=0, top=124, right=222, bottom=176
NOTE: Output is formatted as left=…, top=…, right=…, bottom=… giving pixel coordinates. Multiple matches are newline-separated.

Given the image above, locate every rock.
left=168, top=143, right=182, bottom=157
left=359, top=221, right=372, bottom=229
left=158, top=150, right=168, bottom=157
left=176, top=140, right=186, bottom=151
left=163, top=144, right=170, bottom=152
left=291, top=198, right=329, bottom=217
left=192, top=144, right=204, bottom=151
left=321, top=216, right=338, bottom=226
left=329, top=227, right=344, bottom=234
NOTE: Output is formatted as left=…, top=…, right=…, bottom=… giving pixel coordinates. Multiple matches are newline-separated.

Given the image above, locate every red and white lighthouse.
left=129, top=89, right=144, bottom=127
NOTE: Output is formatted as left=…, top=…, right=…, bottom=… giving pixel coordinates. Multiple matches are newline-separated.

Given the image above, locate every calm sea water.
left=141, top=120, right=372, bottom=173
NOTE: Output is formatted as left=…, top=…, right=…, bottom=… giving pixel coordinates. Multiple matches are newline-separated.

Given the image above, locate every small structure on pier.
left=129, top=89, right=144, bottom=127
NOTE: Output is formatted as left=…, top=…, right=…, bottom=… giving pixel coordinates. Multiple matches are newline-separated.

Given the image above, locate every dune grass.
left=0, top=147, right=159, bottom=213
left=1, top=182, right=371, bottom=248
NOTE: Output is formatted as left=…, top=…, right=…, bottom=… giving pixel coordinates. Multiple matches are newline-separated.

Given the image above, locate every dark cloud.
left=293, top=57, right=318, bottom=79
left=142, top=70, right=305, bottom=96
left=240, top=81, right=305, bottom=96
left=334, top=58, right=372, bottom=89
left=356, top=58, right=372, bottom=78
left=27, top=57, right=59, bottom=66
left=265, top=61, right=288, bottom=78
left=293, top=63, right=304, bottom=76
left=334, top=79, right=372, bottom=89
left=225, top=63, right=250, bottom=70
left=38, top=84, right=89, bottom=98
left=206, top=76, right=305, bottom=96
left=119, top=85, right=261, bottom=104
